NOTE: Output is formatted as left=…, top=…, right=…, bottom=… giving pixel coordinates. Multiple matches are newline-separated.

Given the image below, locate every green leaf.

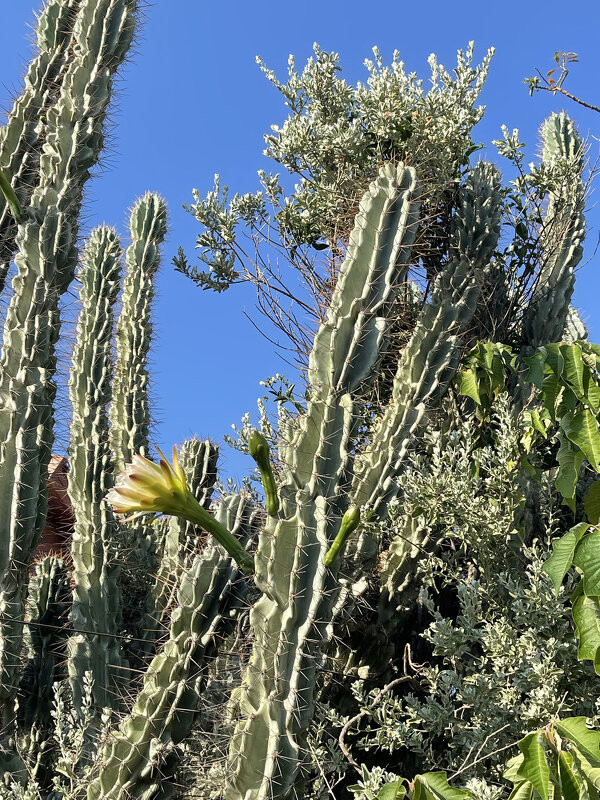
left=543, top=523, right=590, bottom=594
left=541, top=373, right=562, bottom=420
left=558, top=751, right=581, bottom=800
left=411, top=773, right=471, bottom=800
left=556, top=719, right=600, bottom=767
left=517, top=732, right=550, bottom=800
left=459, top=369, right=481, bottom=405
left=544, top=343, right=565, bottom=378
left=573, top=531, right=600, bottom=596
left=556, top=435, right=585, bottom=506
left=561, top=344, right=586, bottom=399
left=530, top=409, right=548, bottom=438
left=508, top=781, right=534, bottom=800
left=571, top=592, right=600, bottom=666
left=561, top=409, right=600, bottom=473
left=378, top=781, right=407, bottom=800
left=524, top=353, right=547, bottom=389
left=585, top=483, right=600, bottom=524
left=504, top=753, right=526, bottom=783
left=583, top=370, right=600, bottom=415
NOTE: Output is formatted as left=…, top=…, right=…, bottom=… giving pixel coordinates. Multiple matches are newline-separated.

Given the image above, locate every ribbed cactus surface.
left=0, top=0, right=139, bottom=732
left=68, top=225, right=127, bottom=712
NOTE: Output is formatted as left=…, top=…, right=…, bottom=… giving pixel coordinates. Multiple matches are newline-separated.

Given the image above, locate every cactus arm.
left=87, top=495, right=258, bottom=800
left=0, top=0, right=139, bottom=732
left=67, top=225, right=128, bottom=712
left=282, top=163, right=420, bottom=494
left=522, top=113, right=585, bottom=348
left=110, top=193, right=168, bottom=471
left=352, top=163, right=503, bottom=513
left=0, top=0, right=80, bottom=291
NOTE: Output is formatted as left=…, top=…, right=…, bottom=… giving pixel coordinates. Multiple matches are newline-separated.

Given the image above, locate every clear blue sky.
left=2, top=0, right=600, bottom=482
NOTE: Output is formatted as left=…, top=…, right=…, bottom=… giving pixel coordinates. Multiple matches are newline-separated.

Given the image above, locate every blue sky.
left=2, top=0, right=600, bottom=482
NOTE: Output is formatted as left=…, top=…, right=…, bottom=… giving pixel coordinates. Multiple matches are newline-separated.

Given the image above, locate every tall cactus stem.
left=67, top=225, right=128, bottom=712
left=0, top=0, right=139, bottom=731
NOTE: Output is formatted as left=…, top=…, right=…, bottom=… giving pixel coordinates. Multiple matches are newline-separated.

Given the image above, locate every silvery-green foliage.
left=318, top=396, right=597, bottom=791
left=347, top=765, right=402, bottom=800
left=176, top=42, right=492, bottom=292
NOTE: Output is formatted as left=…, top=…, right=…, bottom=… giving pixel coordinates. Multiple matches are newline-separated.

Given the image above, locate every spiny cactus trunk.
left=0, top=0, right=81, bottom=291
left=0, top=0, right=139, bottom=734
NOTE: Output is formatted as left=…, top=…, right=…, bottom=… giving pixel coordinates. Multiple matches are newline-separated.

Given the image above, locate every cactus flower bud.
left=106, top=446, right=254, bottom=573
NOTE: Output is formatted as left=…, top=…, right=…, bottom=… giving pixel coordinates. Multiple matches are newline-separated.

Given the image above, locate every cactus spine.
left=0, top=0, right=139, bottom=732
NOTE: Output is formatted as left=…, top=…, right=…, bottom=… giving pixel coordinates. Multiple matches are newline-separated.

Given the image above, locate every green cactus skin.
left=87, top=495, right=259, bottom=800
left=323, top=505, right=361, bottom=566
left=522, top=113, right=585, bottom=348
left=16, top=556, right=70, bottom=786
left=0, top=0, right=139, bottom=733
left=19, top=556, right=70, bottom=728
left=67, top=225, right=128, bottom=713
left=110, top=193, right=168, bottom=472
left=107, top=192, right=167, bottom=665
left=0, top=0, right=80, bottom=290
left=324, top=164, right=502, bottom=687
left=248, top=429, right=280, bottom=516
left=352, top=163, right=502, bottom=514
left=227, top=164, right=421, bottom=800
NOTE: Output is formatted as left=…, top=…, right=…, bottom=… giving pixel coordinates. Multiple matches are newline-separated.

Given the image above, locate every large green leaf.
left=517, top=732, right=550, bottom=800
left=378, top=780, right=406, bottom=800
left=561, top=344, right=586, bottom=400
left=583, top=370, right=600, bottom=415
left=508, top=781, right=534, bottom=800
left=544, top=343, right=565, bottom=380
left=561, top=409, right=600, bottom=473
left=543, top=523, right=590, bottom=594
left=573, top=531, right=600, bottom=596
left=571, top=590, right=600, bottom=667
left=556, top=435, right=585, bottom=506
left=558, top=751, right=581, bottom=800
left=411, top=773, right=471, bottom=800
left=585, top=483, right=600, bottom=525
left=542, top=373, right=562, bottom=420
left=556, top=719, right=600, bottom=767
left=524, top=352, right=546, bottom=389
left=459, top=368, right=481, bottom=405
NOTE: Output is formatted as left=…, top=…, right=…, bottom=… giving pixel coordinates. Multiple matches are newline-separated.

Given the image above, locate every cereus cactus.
left=0, top=0, right=80, bottom=289
left=88, top=494, right=261, bottom=800
left=67, top=225, right=127, bottom=713
left=521, top=112, right=585, bottom=348
left=221, top=161, right=501, bottom=800
left=0, top=0, right=139, bottom=735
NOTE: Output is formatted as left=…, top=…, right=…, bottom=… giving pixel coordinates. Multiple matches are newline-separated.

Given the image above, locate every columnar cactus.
left=68, top=226, right=127, bottom=712
left=226, top=162, right=501, bottom=800
left=110, top=193, right=168, bottom=471
left=0, top=0, right=80, bottom=290
left=521, top=112, right=585, bottom=348
left=88, top=494, right=260, bottom=800
left=0, top=0, right=139, bottom=733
